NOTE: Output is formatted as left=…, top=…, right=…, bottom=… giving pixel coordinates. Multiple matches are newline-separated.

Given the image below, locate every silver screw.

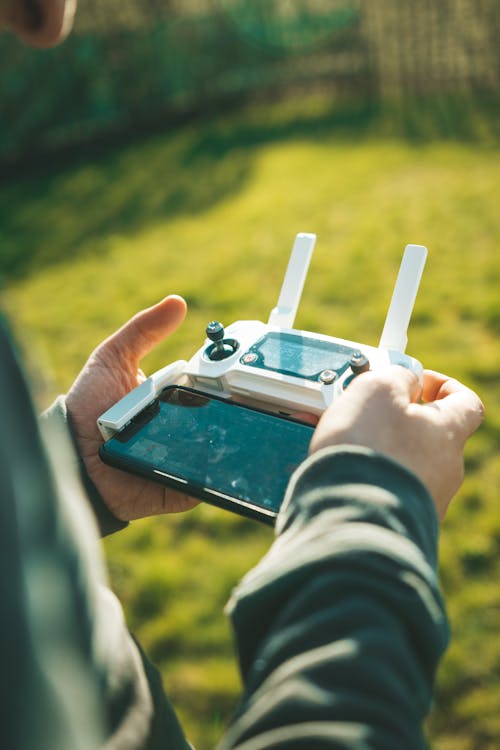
left=319, top=369, right=337, bottom=384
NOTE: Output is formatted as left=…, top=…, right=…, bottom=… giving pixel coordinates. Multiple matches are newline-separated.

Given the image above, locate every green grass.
left=1, top=95, right=500, bottom=749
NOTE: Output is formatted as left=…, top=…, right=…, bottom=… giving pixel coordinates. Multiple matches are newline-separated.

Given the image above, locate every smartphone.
left=99, top=385, right=315, bottom=525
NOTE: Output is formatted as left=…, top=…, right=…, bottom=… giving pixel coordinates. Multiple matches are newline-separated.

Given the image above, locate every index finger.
left=422, top=369, right=485, bottom=439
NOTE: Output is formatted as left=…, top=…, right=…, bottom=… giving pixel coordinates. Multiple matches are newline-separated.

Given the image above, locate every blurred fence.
left=1, top=0, right=499, bottom=167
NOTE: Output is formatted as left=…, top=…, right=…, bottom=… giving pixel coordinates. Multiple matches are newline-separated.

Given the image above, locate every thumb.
left=339, top=365, right=422, bottom=409
left=104, top=295, right=187, bottom=364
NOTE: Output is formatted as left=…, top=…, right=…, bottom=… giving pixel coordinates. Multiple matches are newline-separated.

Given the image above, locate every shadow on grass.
left=1, top=89, right=497, bottom=286
left=0, top=95, right=374, bottom=285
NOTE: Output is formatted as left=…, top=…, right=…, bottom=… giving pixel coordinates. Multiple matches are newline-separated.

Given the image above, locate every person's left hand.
left=66, top=295, right=199, bottom=521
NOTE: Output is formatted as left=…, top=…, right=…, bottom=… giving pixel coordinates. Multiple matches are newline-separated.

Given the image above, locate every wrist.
left=42, top=396, right=128, bottom=537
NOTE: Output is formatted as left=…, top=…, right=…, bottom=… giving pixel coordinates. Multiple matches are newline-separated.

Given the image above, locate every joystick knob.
left=349, top=351, right=370, bottom=375
left=205, top=321, right=238, bottom=361
left=206, top=321, right=225, bottom=343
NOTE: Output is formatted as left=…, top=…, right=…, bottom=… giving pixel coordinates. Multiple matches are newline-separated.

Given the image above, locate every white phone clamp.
left=98, top=233, right=427, bottom=439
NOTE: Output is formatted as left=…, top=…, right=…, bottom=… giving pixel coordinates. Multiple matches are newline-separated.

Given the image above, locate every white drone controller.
left=98, top=233, right=427, bottom=440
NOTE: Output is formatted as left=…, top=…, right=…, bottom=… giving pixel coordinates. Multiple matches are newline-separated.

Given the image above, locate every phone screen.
left=100, top=386, right=314, bottom=523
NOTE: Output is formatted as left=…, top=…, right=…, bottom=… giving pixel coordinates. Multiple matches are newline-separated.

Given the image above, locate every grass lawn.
left=1, top=95, right=500, bottom=749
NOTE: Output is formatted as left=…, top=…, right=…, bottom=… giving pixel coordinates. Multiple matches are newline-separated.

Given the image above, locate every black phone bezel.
left=99, top=385, right=314, bottom=525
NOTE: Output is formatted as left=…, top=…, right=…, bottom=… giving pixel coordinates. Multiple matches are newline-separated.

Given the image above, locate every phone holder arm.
left=97, top=359, right=187, bottom=440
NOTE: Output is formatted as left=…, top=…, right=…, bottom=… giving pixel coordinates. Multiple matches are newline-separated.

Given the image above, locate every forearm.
left=221, top=447, right=448, bottom=749
left=39, top=400, right=189, bottom=749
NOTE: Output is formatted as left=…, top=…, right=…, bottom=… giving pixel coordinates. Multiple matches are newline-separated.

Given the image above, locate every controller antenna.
left=379, top=244, right=428, bottom=353
left=268, top=233, right=316, bottom=329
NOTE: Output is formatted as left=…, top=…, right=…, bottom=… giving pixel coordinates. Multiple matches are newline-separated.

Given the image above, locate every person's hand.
left=66, top=295, right=199, bottom=521
left=309, top=367, right=484, bottom=520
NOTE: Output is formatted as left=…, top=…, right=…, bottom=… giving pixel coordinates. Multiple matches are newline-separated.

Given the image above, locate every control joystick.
left=342, top=350, right=371, bottom=390
left=205, top=321, right=238, bottom=361
left=349, top=351, right=370, bottom=375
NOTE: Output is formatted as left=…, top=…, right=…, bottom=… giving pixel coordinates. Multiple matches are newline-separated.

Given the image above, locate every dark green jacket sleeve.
left=220, top=447, right=449, bottom=750
left=37, top=404, right=192, bottom=750
left=1, top=321, right=190, bottom=750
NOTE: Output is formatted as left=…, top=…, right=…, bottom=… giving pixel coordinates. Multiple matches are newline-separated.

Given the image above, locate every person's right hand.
left=309, top=367, right=484, bottom=520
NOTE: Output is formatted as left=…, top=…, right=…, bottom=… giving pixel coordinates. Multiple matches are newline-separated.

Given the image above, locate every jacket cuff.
left=40, top=396, right=129, bottom=538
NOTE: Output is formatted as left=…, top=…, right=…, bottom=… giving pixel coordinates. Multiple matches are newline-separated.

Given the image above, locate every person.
left=1, top=295, right=484, bottom=750
left=0, top=3, right=485, bottom=748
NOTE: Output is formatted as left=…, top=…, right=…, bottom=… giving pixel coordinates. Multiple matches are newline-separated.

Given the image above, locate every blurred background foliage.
left=1, top=2, right=500, bottom=749
left=2, top=0, right=499, bottom=168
